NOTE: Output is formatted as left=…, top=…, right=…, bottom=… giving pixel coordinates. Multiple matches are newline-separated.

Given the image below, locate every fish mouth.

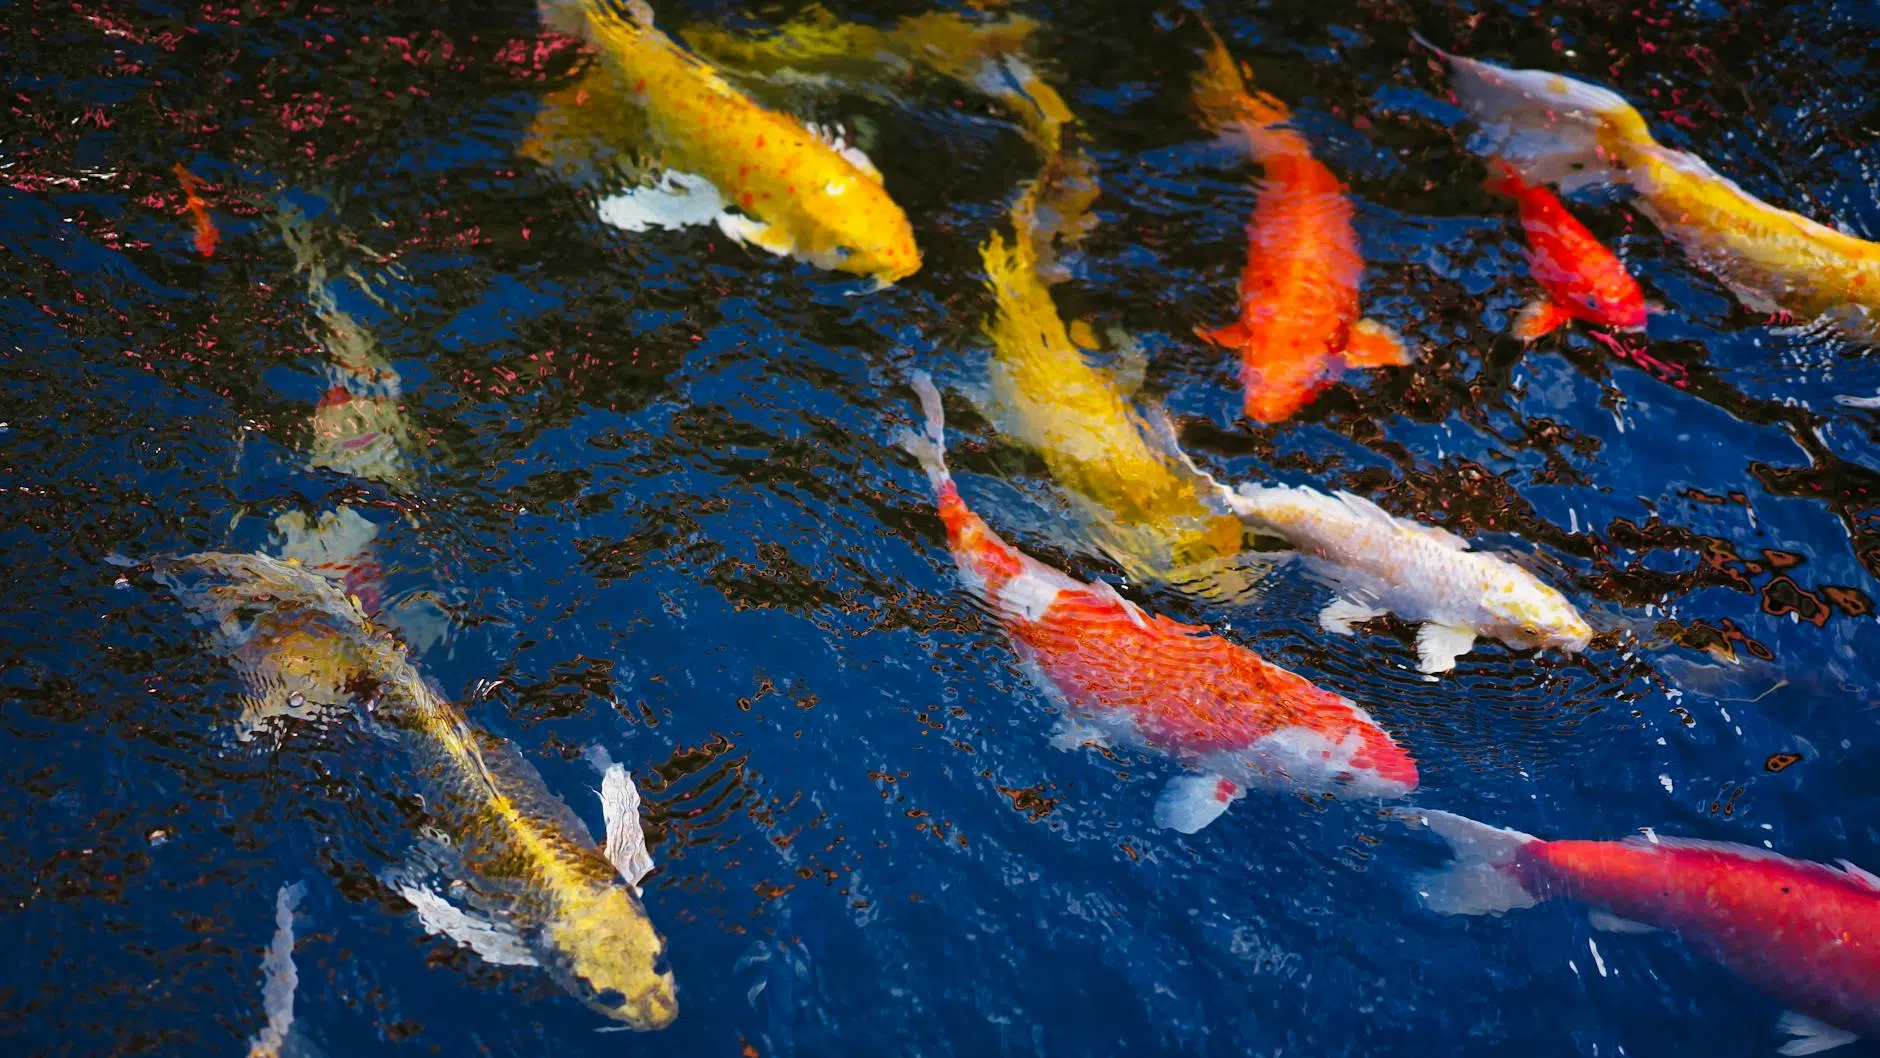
left=587, top=975, right=678, bottom=1030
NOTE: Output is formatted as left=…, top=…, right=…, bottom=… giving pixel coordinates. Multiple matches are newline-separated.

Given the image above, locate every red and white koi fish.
left=1416, top=809, right=1880, bottom=1055
left=901, top=373, right=1418, bottom=833
left=1484, top=159, right=1648, bottom=340
left=1192, top=27, right=1409, bottom=423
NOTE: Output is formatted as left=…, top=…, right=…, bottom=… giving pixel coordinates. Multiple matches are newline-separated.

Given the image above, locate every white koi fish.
left=1217, top=481, right=1592, bottom=673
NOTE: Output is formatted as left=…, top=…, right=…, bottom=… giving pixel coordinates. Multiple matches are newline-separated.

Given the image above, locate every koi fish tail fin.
left=1411, top=809, right=1542, bottom=916
left=898, top=371, right=954, bottom=492
left=1194, top=319, right=1252, bottom=349
left=1417, top=36, right=1655, bottom=192
left=1191, top=26, right=1291, bottom=138
left=1511, top=297, right=1574, bottom=341
left=1776, top=1012, right=1861, bottom=1056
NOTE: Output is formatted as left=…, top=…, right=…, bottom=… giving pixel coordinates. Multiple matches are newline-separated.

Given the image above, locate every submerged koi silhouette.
left=1191, top=26, right=1409, bottom=423
left=173, top=162, right=218, bottom=257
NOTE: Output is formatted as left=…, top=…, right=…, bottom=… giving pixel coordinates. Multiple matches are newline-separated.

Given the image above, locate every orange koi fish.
left=173, top=162, right=218, bottom=257
left=1191, top=30, right=1408, bottom=423
left=1485, top=159, right=1648, bottom=339
left=902, top=373, right=1417, bottom=833
left=1417, top=809, right=1880, bottom=1055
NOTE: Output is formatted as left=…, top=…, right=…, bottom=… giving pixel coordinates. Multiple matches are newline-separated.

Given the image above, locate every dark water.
left=5, top=0, right=1880, bottom=1054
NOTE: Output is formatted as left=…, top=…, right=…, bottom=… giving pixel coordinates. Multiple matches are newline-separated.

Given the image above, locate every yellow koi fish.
left=977, top=204, right=1248, bottom=592
left=680, top=7, right=1096, bottom=273
left=527, top=0, right=919, bottom=284
left=156, top=550, right=678, bottom=1029
left=1419, top=38, right=1880, bottom=341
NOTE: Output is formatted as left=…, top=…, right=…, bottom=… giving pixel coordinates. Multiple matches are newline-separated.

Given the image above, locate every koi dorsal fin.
left=1837, top=859, right=1880, bottom=891
left=1330, top=490, right=1471, bottom=550
left=806, top=122, right=882, bottom=182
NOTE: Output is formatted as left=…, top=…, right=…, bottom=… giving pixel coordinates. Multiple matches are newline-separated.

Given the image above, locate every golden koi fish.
left=1420, top=38, right=1880, bottom=342
left=156, top=550, right=677, bottom=1029
left=527, top=0, right=919, bottom=284
left=680, top=6, right=1096, bottom=273
left=977, top=205, right=1248, bottom=591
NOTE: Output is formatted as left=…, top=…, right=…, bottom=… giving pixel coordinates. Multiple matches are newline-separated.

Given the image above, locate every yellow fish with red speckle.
left=527, top=0, right=919, bottom=285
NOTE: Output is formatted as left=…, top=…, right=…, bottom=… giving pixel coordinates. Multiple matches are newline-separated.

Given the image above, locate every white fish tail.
left=1424, top=40, right=1652, bottom=192
left=1412, top=809, right=1542, bottom=916
left=897, top=371, right=952, bottom=492
left=1776, top=1011, right=1860, bottom=1055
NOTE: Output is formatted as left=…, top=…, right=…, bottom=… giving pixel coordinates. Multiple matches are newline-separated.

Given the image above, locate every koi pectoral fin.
left=1320, top=598, right=1385, bottom=636
left=1195, top=319, right=1252, bottom=349
left=1415, top=623, right=1477, bottom=674
left=1586, top=909, right=1661, bottom=934
left=596, top=171, right=727, bottom=233
left=1511, top=298, right=1574, bottom=341
left=714, top=212, right=799, bottom=259
left=1344, top=317, right=1412, bottom=367
left=393, top=879, right=539, bottom=967
left=1048, top=715, right=1113, bottom=752
left=595, top=758, right=656, bottom=892
left=1152, top=773, right=1243, bottom=834
left=1776, top=1012, right=1859, bottom=1056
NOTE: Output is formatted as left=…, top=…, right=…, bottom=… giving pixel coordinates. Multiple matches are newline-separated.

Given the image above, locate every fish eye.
left=594, top=988, right=627, bottom=1009
left=1522, top=625, right=1540, bottom=638
left=652, top=951, right=672, bottom=977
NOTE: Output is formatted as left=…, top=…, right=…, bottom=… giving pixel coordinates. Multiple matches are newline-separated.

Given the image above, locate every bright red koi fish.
left=1191, top=31, right=1408, bottom=423
left=1418, top=809, right=1880, bottom=1055
left=1484, top=160, right=1647, bottom=340
left=902, top=373, right=1417, bottom=833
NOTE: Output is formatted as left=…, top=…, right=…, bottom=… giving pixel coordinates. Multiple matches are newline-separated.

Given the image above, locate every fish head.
left=798, top=175, right=922, bottom=284
left=1480, top=577, right=1594, bottom=654
left=1243, top=714, right=1418, bottom=800
left=549, top=884, right=677, bottom=1029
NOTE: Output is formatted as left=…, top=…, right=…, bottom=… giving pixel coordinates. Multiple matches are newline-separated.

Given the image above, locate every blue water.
left=4, top=0, right=1880, bottom=1053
